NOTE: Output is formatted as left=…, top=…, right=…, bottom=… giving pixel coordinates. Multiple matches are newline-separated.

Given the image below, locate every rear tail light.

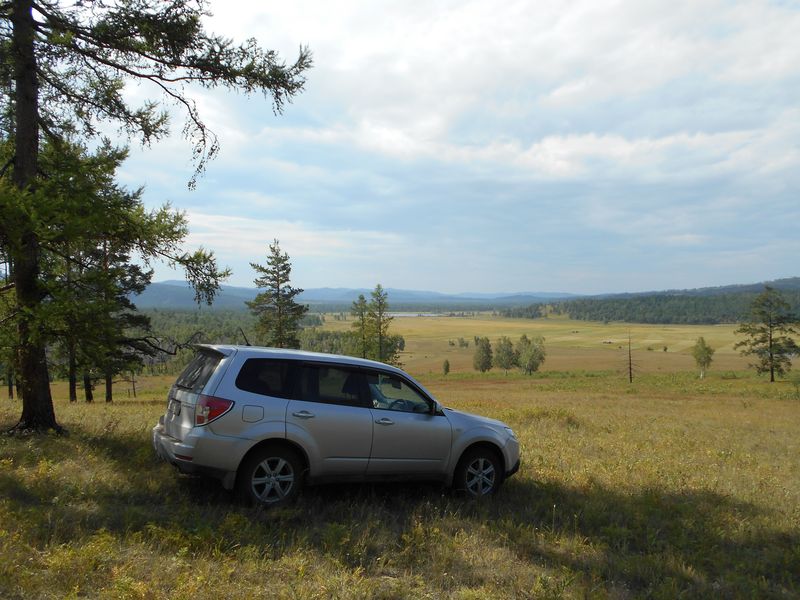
left=195, top=395, right=234, bottom=426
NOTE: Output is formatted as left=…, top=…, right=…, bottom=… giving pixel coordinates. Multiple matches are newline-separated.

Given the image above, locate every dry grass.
left=325, top=314, right=749, bottom=374
left=1, top=317, right=798, bottom=598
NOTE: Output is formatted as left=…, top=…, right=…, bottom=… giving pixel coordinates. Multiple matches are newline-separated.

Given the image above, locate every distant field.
left=1, top=317, right=797, bottom=598
left=323, top=314, right=750, bottom=375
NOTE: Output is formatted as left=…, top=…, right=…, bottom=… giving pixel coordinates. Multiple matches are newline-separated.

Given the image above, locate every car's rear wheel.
left=454, top=447, right=503, bottom=497
left=239, top=445, right=304, bottom=507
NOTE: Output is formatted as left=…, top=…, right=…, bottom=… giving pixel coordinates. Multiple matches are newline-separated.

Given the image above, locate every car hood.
left=443, top=407, right=508, bottom=431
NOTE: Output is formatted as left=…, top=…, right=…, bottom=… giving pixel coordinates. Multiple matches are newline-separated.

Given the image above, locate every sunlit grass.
left=323, top=314, right=751, bottom=375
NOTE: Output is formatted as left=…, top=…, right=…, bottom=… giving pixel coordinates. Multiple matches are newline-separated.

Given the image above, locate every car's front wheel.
left=454, top=447, right=503, bottom=497
left=238, top=444, right=304, bottom=507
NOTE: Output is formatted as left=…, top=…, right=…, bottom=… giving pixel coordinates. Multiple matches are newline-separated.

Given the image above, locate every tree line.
left=467, top=335, right=546, bottom=375
left=503, top=291, right=800, bottom=325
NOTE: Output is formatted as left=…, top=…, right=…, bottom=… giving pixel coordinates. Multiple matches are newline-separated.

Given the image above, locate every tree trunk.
left=67, top=340, right=77, bottom=402
left=83, top=373, right=93, bottom=403
left=628, top=334, right=633, bottom=383
left=769, top=326, right=774, bottom=382
left=12, top=236, right=58, bottom=430
left=105, top=371, right=113, bottom=403
left=130, top=371, right=136, bottom=398
left=9, top=0, right=60, bottom=432
left=6, top=368, right=13, bottom=400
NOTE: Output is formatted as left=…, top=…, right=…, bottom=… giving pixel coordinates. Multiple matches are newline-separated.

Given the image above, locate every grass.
left=1, top=317, right=799, bottom=598
left=325, top=313, right=751, bottom=374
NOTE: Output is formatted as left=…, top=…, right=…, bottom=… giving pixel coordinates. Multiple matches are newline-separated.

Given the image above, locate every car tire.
left=238, top=444, right=304, bottom=507
left=454, top=446, right=503, bottom=497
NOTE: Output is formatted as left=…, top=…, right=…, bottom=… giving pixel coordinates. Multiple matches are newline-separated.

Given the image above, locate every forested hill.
left=502, top=278, right=800, bottom=324
left=133, top=281, right=577, bottom=312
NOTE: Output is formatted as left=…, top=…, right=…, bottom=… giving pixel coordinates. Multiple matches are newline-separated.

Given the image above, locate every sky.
left=118, top=0, right=800, bottom=295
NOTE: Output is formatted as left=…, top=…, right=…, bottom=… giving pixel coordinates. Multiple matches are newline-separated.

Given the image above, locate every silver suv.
left=152, top=345, right=520, bottom=506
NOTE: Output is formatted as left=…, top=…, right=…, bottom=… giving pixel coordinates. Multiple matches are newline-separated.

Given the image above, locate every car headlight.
left=504, top=426, right=517, bottom=440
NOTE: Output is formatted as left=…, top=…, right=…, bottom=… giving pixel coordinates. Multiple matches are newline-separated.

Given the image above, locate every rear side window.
left=176, top=351, right=222, bottom=393
left=296, top=365, right=366, bottom=407
left=235, top=359, right=294, bottom=399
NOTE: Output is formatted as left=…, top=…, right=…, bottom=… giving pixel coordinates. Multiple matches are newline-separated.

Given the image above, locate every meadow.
left=1, top=316, right=798, bottom=598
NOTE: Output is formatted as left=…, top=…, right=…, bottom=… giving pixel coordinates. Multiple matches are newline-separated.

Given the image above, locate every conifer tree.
left=1, top=0, right=310, bottom=430
left=735, top=287, right=798, bottom=382
left=2, top=139, right=225, bottom=410
left=350, top=294, right=369, bottom=358
left=247, top=240, right=308, bottom=348
left=368, top=284, right=393, bottom=362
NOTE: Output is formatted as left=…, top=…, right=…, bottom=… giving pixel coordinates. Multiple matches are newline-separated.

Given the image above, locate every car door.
left=285, top=363, right=373, bottom=477
left=365, top=370, right=452, bottom=475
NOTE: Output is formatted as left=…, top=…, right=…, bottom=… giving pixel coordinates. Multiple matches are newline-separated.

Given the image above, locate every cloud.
left=130, top=1, right=800, bottom=293
left=183, top=211, right=405, bottom=260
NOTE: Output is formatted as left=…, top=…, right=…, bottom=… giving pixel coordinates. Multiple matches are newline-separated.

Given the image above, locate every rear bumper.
left=152, top=422, right=236, bottom=488
left=152, top=422, right=197, bottom=472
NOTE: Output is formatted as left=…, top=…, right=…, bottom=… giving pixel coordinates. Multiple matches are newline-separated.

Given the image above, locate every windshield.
left=175, top=350, right=222, bottom=394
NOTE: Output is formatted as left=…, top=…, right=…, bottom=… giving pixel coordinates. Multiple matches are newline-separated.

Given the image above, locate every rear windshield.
left=175, top=350, right=222, bottom=393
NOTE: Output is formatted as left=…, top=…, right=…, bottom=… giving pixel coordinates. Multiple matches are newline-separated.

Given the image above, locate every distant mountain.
left=133, top=277, right=800, bottom=317
left=134, top=281, right=256, bottom=310
left=133, top=281, right=579, bottom=311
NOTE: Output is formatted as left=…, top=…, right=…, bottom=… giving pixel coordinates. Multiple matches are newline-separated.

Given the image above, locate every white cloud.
left=130, top=1, right=800, bottom=293
left=184, top=212, right=406, bottom=261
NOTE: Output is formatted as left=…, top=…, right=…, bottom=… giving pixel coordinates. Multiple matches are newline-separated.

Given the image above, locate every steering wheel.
left=388, top=399, right=408, bottom=411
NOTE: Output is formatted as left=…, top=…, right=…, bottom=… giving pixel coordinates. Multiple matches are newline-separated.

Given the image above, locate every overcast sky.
left=119, top=0, right=800, bottom=295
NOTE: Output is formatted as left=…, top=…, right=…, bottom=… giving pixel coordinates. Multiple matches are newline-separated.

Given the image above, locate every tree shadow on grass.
left=476, top=477, right=799, bottom=597
left=3, top=426, right=798, bottom=597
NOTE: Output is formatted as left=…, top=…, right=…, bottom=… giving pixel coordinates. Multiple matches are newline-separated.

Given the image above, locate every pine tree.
left=350, top=294, right=370, bottom=358
left=368, top=284, right=394, bottom=362
left=2, top=0, right=310, bottom=431
left=247, top=240, right=308, bottom=348
left=735, top=287, right=798, bottom=382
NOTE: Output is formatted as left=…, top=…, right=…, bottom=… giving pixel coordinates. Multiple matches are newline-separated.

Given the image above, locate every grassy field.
left=326, top=313, right=751, bottom=374
left=1, top=317, right=798, bottom=598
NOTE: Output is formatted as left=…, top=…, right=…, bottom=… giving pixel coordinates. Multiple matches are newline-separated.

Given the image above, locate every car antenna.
left=239, top=327, right=252, bottom=346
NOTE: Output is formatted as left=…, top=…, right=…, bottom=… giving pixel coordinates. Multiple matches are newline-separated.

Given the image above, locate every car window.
left=296, top=365, right=366, bottom=407
left=235, top=359, right=294, bottom=399
left=175, top=350, right=222, bottom=393
left=366, top=372, right=431, bottom=413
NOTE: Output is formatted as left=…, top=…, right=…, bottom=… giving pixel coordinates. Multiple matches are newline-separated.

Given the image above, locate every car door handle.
left=292, top=410, right=315, bottom=419
left=375, top=417, right=394, bottom=425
